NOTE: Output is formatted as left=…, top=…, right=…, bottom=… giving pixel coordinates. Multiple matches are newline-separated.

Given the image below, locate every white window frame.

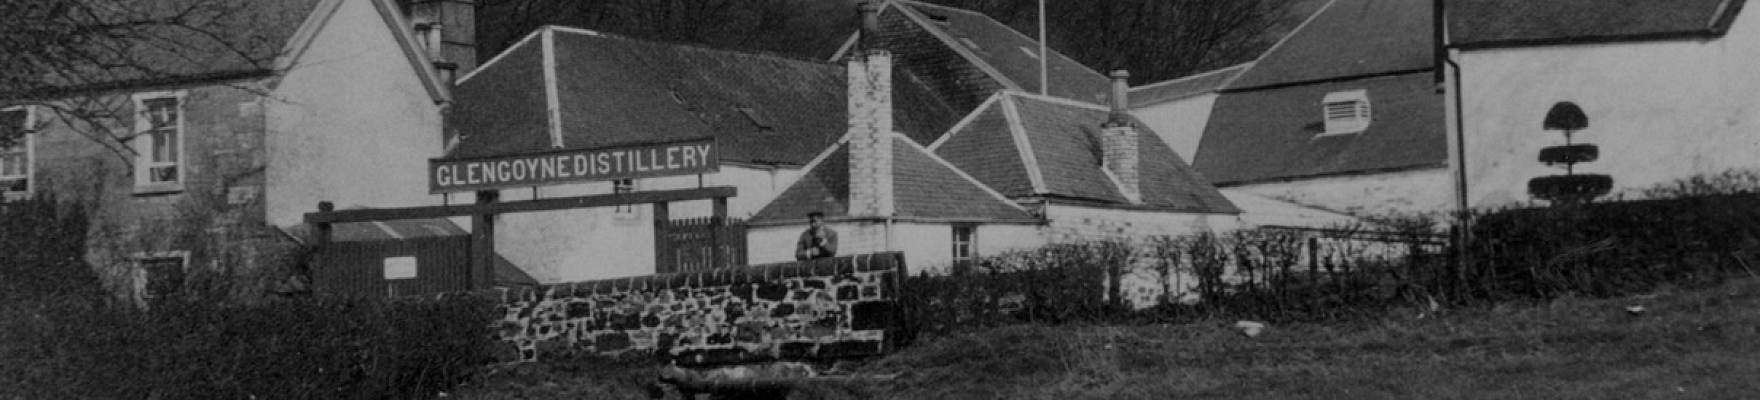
left=132, top=90, right=187, bottom=194
left=0, top=105, right=34, bottom=200
left=952, top=224, right=976, bottom=272
left=1321, top=89, right=1371, bottom=135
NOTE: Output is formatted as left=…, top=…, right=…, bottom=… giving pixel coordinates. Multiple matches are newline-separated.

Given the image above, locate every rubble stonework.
left=486, top=252, right=906, bottom=365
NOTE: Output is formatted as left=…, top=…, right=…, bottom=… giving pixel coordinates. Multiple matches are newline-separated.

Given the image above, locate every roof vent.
left=735, top=107, right=774, bottom=132
left=926, top=13, right=950, bottom=24
left=1321, top=89, right=1370, bottom=135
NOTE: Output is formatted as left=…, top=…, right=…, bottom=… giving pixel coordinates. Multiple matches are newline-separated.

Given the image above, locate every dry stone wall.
left=487, top=252, right=906, bottom=365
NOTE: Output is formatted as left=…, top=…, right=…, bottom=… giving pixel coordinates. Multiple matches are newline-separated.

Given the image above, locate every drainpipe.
left=1435, top=0, right=1470, bottom=233
left=885, top=218, right=895, bottom=252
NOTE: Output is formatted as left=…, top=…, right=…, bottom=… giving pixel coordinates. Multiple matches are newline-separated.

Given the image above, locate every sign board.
left=383, top=256, right=417, bottom=280
left=429, top=138, right=719, bottom=193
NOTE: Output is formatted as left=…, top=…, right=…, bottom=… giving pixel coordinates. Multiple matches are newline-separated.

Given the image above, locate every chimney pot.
left=1108, top=69, right=1130, bottom=126
left=859, top=0, right=881, bottom=53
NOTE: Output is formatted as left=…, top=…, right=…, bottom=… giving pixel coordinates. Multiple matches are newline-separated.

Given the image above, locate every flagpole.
left=1039, top=0, right=1048, bottom=96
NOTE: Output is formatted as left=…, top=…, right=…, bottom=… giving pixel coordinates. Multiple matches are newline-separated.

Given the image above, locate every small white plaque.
left=383, top=256, right=417, bottom=280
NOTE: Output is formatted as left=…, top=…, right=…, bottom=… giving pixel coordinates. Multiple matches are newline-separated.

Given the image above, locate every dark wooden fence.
left=655, top=217, right=747, bottom=273
left=312, top=235, right=474, bottom=298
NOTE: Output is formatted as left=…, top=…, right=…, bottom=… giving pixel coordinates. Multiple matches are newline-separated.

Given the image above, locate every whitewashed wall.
left=1131, top=93, right=1218, bottom=162
left=747, top=221, right=1043, bottom=274
left=265, top=0, right=445, bottom=227
left=1222, top=168, right=1452, bottom=218
left=1456, top=11, right=1760, bottom=208
left=494, top=165, right=802, bottom=283
left=1042, top=204, right=1240, bottom=243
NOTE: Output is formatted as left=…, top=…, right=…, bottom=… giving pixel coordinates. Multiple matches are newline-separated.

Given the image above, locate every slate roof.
left=837, top=1, right=1111, bottom=114
left=1448, top=0, right=1747, bottom=48
left=1189, top=0, right=1446, bottom=184
left=750, top=136, right=1038, bottom=223
left=6, top=0, right=323, bottom=98
left=897, top=1, right=1111, bottom=102
left=1129, top=63, right=1253, bottom=108
left=933, top=92, right=1238, bottom=213
left=1224, top=0, right=1434, bottom=91
left=445, top=27, right=960, bottom=166
left=1194, top=73, right=1447, bottom=184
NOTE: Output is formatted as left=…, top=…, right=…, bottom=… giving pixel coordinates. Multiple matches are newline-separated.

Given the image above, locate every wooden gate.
left=655, top=217, right=747, bottom=273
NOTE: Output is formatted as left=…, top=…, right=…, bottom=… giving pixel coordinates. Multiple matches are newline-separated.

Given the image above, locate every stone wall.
left=23, top=84, right=301, bottom=304
left=486, top=252, right=906, bottom=365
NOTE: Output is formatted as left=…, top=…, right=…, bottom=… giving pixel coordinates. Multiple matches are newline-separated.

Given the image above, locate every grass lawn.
left=455, top=277, right=1760, bottom=399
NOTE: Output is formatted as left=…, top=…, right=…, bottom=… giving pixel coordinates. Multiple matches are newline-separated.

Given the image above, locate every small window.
left=0, top=106, right=33, bottom=201
left=952, top=224, right=976, bottom=273
left=1321, top=89, right=1371, bottom=135
left=133, top=252, right=189, bottom=306
left=132, top=91, right=186, bottom=193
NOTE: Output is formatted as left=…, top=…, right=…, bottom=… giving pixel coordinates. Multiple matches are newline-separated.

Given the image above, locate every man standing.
left=795, top=212, right=839, bottom=260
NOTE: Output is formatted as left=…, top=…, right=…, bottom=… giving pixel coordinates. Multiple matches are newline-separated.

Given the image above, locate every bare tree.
left=0, top=0, right=290, bottom=161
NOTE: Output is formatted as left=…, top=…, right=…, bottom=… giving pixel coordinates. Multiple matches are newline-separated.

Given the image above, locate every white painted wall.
left=265, top=0, right=444, bottom=226
left=1131, top=93, right=1218, bottom=162
left=1220, top=189, right=1363, bottom=228
left=1042, top=203, right=1240, bottom=243
left=1457, top=12, right=1760, bottom=208
left=1223, top=168, right=1452, bottom=218
left=495, top=165, right=802, bottom=283
left=748, top=221, right=1044, bottom=274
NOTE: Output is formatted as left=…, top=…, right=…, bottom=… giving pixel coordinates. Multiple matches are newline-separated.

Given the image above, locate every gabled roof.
left=6, top=0, right=449, bottom=104
left=1129, top=62, right=1253, bottom=108
left=832, top=0, right=1110, bottom=113
left=1194, top=73, right=1447, bottom=184
left=1448, top=0, right=1747, bottom=49
left=444, top=26, right=959, bottom=165
left=1224, top=0, right=1434, bottom=91
left=932, top=92, right=1239, bottom=213
left=750, top=135, right=1038, bottom=224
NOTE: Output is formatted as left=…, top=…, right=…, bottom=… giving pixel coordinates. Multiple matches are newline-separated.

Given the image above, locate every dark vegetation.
left=902, top=171, right=1760, bottom=338
left=0, top=195, right=500, bottom=400
left=13, top=169, right=1760, bottom=399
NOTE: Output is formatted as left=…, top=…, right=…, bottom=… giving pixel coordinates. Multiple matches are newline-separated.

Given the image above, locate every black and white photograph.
left=4, top=0, right=1760, bottom=398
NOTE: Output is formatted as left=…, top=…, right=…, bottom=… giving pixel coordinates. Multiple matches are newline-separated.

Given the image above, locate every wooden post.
left=653, top=201, right=671, bottom=273
left=710, top=197, right=727, bottom=269
left=1308, top=237, right=1318, bottom=287
left=471, top=190, right=499, bottom=290
left=315, top=201, right=334, bottom=295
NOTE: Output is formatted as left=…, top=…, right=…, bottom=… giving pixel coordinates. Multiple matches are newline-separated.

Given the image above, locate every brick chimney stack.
left=408, top=0, right=478, bottom=82
left=1102, top=70, right=1141, bottom=203
left=848, top=0, right=894, bottom=218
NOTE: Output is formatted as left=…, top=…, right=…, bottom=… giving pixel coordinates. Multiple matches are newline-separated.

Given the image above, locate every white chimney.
left=848, top=1, right=894, bottom=217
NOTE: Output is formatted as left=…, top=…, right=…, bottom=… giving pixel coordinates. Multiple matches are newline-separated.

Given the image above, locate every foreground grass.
left=458, top=278, right=1760, bottom=399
